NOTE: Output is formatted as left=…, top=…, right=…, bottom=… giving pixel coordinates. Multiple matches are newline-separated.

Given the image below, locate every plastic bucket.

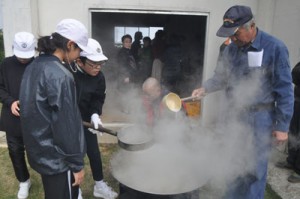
left=183, top=101, right=201, bottom=118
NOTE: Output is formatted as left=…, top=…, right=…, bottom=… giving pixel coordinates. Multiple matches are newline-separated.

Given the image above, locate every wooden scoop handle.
left=181, top=96, right=200, bottom=102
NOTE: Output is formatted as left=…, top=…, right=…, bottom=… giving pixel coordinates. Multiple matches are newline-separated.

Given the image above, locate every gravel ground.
left=267, top=144, right=300, bottom=199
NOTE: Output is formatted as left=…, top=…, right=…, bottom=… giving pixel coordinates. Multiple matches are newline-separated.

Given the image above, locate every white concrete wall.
left=2, top=0, right=38, bottom=56
left=272, top=0, right=300, bottom=67
left=2, top=0, right=300, bottom=125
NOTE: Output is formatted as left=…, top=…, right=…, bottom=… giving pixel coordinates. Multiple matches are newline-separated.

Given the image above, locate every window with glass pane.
left=114, top=26, right=163, bottom=46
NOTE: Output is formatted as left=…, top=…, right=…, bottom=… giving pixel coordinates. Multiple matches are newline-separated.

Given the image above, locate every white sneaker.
left=17, top=179, right=31, bottom=199
left=93, top=181, right=118, bottom=199
left=78, top=187, right=83, bottom=199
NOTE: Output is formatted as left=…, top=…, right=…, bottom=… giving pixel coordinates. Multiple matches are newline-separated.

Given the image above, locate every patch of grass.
left=0, top=144, right=119, bottom=199
left=264, top=183, right=282, bottom=199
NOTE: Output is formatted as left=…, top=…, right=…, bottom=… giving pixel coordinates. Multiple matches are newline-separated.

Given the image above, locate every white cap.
left=55, top=19, right=91, bottom=53
left=80, top=38, right=108, bottom=62
left=13, top=32, right=36, bottom=59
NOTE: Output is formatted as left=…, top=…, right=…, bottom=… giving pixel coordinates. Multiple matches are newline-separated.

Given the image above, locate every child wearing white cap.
left=74, top=38, right=118, bottom=199
left=19, top=19, right=90, bottom=199
left=0, top=31, right=35, bottom=199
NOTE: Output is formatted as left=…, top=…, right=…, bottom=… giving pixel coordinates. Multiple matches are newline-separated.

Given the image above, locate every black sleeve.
left=0, top=59, right=15, bottom=107
left=292, top=62, right=300, bottom=86
left=90, top=72, right=106, bottom=116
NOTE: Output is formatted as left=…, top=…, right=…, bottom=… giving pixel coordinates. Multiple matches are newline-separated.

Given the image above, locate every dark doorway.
left=91, top=10, right=206, bottom=96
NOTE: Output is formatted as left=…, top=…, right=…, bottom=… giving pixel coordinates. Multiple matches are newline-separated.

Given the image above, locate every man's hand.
left=72, top=169, right=84, bottom=186
left=272, top=131, right=288, bottom=144
left=191, top=87, right=206, bottom=100
left=11, top=100, right=20, bottom=116
left=91, top=114, right=102, bottom=129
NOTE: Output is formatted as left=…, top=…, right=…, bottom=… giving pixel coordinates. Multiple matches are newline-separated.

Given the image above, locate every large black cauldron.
left=119, top=183, right=200, bottom=199
left=111, top=143, right=208, bottom=198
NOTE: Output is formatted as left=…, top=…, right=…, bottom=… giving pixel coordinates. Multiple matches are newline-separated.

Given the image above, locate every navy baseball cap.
left=216, top=5, right=253, bottom=37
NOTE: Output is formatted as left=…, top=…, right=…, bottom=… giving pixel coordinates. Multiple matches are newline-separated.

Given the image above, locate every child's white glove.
left=91, top=113, right=102, bottom=129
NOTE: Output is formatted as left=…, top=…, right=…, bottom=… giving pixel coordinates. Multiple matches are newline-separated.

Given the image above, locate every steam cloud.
left=104, top=61, right=273, bottom=197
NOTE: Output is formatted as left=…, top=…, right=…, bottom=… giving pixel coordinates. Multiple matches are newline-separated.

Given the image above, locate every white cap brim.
left=13, top=49, right=35, bottom=59
left=86, top=53, right=108, bottom=62
left=79, top=38, right=108, bottom=61
left=77, top=43, right=93, bottom=54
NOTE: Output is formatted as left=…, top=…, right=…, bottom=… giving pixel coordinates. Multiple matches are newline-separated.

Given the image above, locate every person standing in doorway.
left=130, top=31, right=143, bottom=62
left=19, top=19, right=90, bottom=199
left=151, top=30, right=166, bottom=83
left=117, top=34, right=137, bottom=113
left=74, top=38, right=118, bottom=199
left=0, top=31, right=35, bottom=199
left=117, top=34, right=137, bottom=88
left=138, top=36, right=153, bottom=84
left=161, top=33, right=183, bottom=94
left=191, top=5, right=293, bottom=199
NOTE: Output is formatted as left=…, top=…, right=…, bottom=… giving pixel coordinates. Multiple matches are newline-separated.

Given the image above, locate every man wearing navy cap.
left=192, top=5, right=293, bottom=199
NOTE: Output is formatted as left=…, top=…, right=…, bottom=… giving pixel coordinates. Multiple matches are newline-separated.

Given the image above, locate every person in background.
left=19, top=19, right=90, bottom=199
left=130, top=31, right=143, bottom=62
left=138, top=36, right=153, bottom=84
left=74, top=38, right=118, bottom=199
left=151, top=30, right=166, bottom=83
left=276, top=61, right=300, bottom=183
left=161, top=33, right=183, bottom=94
left=117, top=34, right=138, bottom=113
left=141, top=76, right=184, bottom=127
left=0, top=32, right=35, bottom=199
left=142, top=77, right=165, bottom=126
left=191, top=5, right=293, bottom=199
left=117, top=34, right=137, bottom=89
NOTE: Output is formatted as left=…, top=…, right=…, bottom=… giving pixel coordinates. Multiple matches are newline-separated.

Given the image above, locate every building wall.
left=2, top=0, right=35, bottom=55
left=272, top=0, right=300, bottom=67
left=2, top=0, right=300, bottom=125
